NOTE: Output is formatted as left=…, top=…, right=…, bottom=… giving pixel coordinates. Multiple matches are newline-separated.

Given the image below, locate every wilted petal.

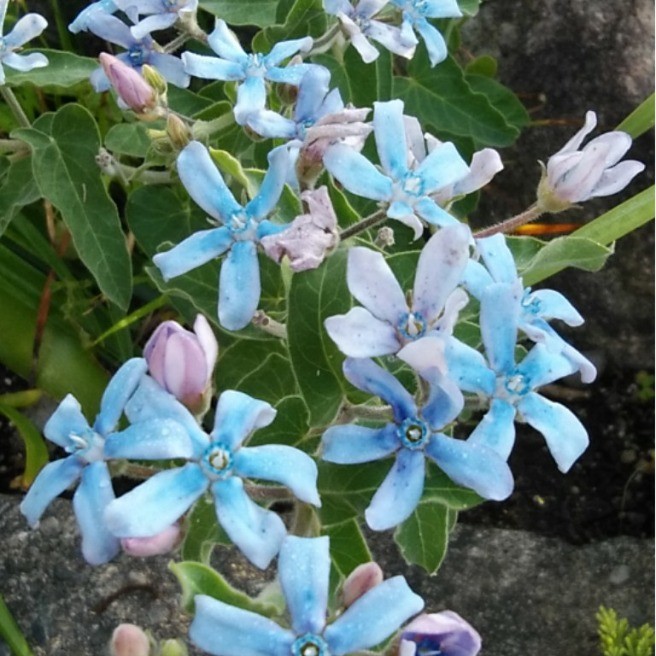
left=105, top=464, right=208, bottom=537
left=342, top=562, right=384, bottom=608
left=234, top=445, right=320, bottom=505
left=467, top=399, right=516, bottom=460
left=44, top=395, right=89, bottom=448
left=104, top=418, right=194, bottom=460
left=324, top=307, right=400, bottom=357
left=322, top=423, right=399, bottom=463
left=218, top=240, right=260, bottom=331
left=325, top=576, right=424, bottom=653
left=426, top=433, right=513, bottom=500
left=518, top=393, right=589, bottom=472
left=365, top=449, right=425, bottom=530
left=373, top=99, right=409, bottom=180
left=279, top=536, right=330, bottom=635
left=212, top=477, right=287, bottom=569
left=190, top=595, right=294, bottom=656
left=211, top=390, right=276, bottom=451
left=73, top=461, right=120, bottom=565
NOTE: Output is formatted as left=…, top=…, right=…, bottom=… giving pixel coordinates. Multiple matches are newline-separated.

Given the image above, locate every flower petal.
left=245, top=144, right=292, bottom=220
left=234, top=445, right=320, bottom=506
left=324, top=143, right=393, bottom=202
left=322, top=423, right=399, bottom=463
left=190, top=595, right=294, bottom=656
left=218, top=240, right=261, bottom=331
left=413, top=223, right=471, bottom=324
left=425, top=433, right=513, bottom=500
left=73, top=461, right=120, bottom=565
left=104, top=418, right=195, bottom=460
left=461, top=259, right=493, bottom=299
left=149, top=52, right=190, bottom=88
left=325, top=307, right=400, bottom=357
left=524, top=289, right=583, bottom=325
left=267, top=36, right=313, bottom=67
left=343, top=358, right=416, bottom=422
left=182, top=51, right=245, bottom=81
left=177, top=141, right=241, bottom=221
left=366, top=20, right=416, bottom=58
left=475, top=233, right=517, bottom=284
left=415, top=141, right=469, bottom=193
left=211, top=390, right=276, bottom=451
left=414, top=196, right=459, bottom=228
left=4, top=14, right=48, bottom=48
left=454, top=148, right=503, bottom=196
left=20, top=456, right=84, bottom=526
left=480, top=282, right=521, bottom=374
left=246, top=110, right=297, bottom=139
left=516, top=343, right=578, bottom=388
left=518, top=393, right=589, bottom=472
left=279, top=536, right=330, bottom=634
left=467, top=398, right=516, bottom=460
left=234, top=75, right=267, bottom=124
left=294, top=65, right=331, bottom=122
left=553, top=110, right=597, bottom=156
left=207, top=20, right=247, bottom=62
left=365, top=449, right=425, bottom=530
left=420, top=376, right=464, bottom=430
left=413, top=17, right=447, bottom=66
left=591, top=159, right=645, bottom=197
left=130, top=13, right=177, bottom=40
left=2, top=52, right=48, bottom=73
left=443, top=337, right=496, bottom=395
left=105, top=464, right=208, bottom=537
left=373, top=100, right=409, bottom=180
left=212, top=477, right=286, bottom=569
left=325, top=576, right=424, bottom=654
left=94, top=357, right=148, bottom=436
left=44, top=395, right=89, bottom=448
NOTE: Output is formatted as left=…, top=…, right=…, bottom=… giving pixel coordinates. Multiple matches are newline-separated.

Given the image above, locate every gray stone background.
left=1, top=0, right=654, bottom=655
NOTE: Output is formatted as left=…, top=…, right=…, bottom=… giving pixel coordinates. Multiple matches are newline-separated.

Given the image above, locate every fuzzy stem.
left=252, top=311, right=288, bottom=339
left=245, top=483, right=294, bottom=502
left=162, top=32, right=190, bottom=54
left=340, top=208, right=388, bottom=240
left=308, top=22, right=342, bottom=55
left=338, top=402, right=393, bottom=424
left=473, top=203, right=543, bottom=238
left=1, top=86, right=31, bottom=128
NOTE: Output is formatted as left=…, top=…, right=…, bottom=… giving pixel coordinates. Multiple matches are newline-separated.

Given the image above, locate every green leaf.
left=181, top=496, right=230, bottom=563
left=465, top=72, right=530, bottom=132
left=210, top=148, right=259, bottom=197
left=287, top=250, right=351, bottom=427
left=458, top=0, right=482, bottom=16
left=394, top=50, right=521, bottom=147
left=465, top=54, right=498, bottom=78
left=14, top=105, right=132, bottom=310
left=325, top=518, right=372, bottom=578
left=5, top=50, right=96, bottom=89
left=247, top=395, right=310, bottom=447
left=422, top=461, right=483, bottom=510
left=0, top=156, right=41, bottom=237
left=521, top=236, right=613, bottom=286
left=0, top=593, right=33, bottom=656
left=0, top=404, right=49, bottom=488
left=253, top=0, right=327, bottom=50
left=199, top=0, right=279, bottom=26
left=394, top=500, right=450, bottom=574
left=104, top=123, right=152, bottom=158
left=169, top=560, right=279, bottom=616
left=616, top=93, right=655, bottom=138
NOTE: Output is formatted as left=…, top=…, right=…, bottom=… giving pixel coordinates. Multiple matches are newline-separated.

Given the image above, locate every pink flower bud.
left=342, top=562, right=384, bottom=607
left=120, top=524, right=181, bottom=557
left=110, top=624, right=151, bottom=656
left=400, top=611, right=481, bottom=656
left=260, top=187, right=339, bottom=272
left=537, top=110, right=645, bottom=212
left=144, top=315, right=218, bottom=412
left=99, top=52, right=156, bottom=114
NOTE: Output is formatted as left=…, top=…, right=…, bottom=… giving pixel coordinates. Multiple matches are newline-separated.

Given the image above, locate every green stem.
left=1, top=86, right=31, bottom=128
left=162, top=32, right=190, bottom=54
left=291, top=502, right=320, bottom=537
left=473, top=204, right=543, bottom=238
left=0, top=593, right=33, bottom=656
left=308, top=22, right=342, bottom=55
left=340, top=208, right=388, bottom=240
left=192, top=112, right=236, bottom=140
left=0, top=138, right=28, bottom=154
left=338, top=402, right=393, bottom=424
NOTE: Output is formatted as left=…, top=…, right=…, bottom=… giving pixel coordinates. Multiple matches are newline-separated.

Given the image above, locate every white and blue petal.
left=234, top=75, right=268, bottom=125
left=443, top=337, right=496, bottom=395
left=104, top=418, right=195, bottom=460
left=73, top=461, right=120, bottom=565
left=83, top=12, right=134, bottom=48
left=212, top=477, right=287, bottom=569
left=4, top=13, right=48, bottom=48
left=480, top=281, right=521, bottom=375
left=517, top=393, right=589, bottom=473
left=414, top=197, right=459, bottom=228
left=177, top=141, right=242, bottom=221
left=387, top=201, right=424, bottom=239
left=266, top=36, right=313, bottom=67
left=233, top=445, right=320, bottom=506
left=475, top=233, right=518, bottom=284
left=207, top=20, right=248, bottom=63
left=44, top=394, right=90, bottom=448
left=343, top=358, right=416, bottom=422
left=279, top=536, right=330, bottom=635
left=524, top=289, right=584, bottom=326
left=413, top=17, right=447, bottom=66
left=467, top=398, right=516, bottom=460
left=295, top=65, right=331, bottom=123
left=245, top=144, right=292, bottom=220
left=324, top=143, right=393, bottom=202
left=149, top=52, right=190, bottom=88
left=105, top=463, right=208, bottom=537
left=415, top=141, right=469, bottom=193
left=425, top=433, right=513, bottom=500
left=365, top=20, right=416, bottom=59
left=2, top=52, right=48, bottom=73
left=182, top=51, right=245, bottom=81
left=461, top=258, right=494, bottom=299
left=131, top=13, right=178, bottom=41
left=324, top=307, right=401, bottom=357
left=516, top=343, right=578, bottom=388
left=246, top=110, right=297, bottom=139
left=422, top=0, right=462, bottom=17
left=190, top=595, right=294, bottom=656
left=20, top=456, right=85, bottom=527
left=364, top=449, right=425, bottom=530
left=373, top=100, right=409, bottom=180
left=265, top=62, right=313, bottom=85
left=420, top=376, right=464, bottom=430
left=211, top=390, right=276, bottom=451
left=218, top=240, right=261, bottom=331
left=322, top=423, right=400, bottom=464
left=94, top=357, right=148, bottom=436
left=325, top=576, right=424, bottom=654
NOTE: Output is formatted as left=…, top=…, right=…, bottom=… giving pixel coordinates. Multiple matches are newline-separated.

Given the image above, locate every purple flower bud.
left=342, top=561, right=384, bottom=607
left=120, top=523, right=181, bottom=557
left=537, top=110, right=645, bottom=212
left=260, top=186, right=339, bottom=271
left=110, top=624, right=151, bottom=656
left=99, top=52, right=156, bottom=113
left=399, top=611, right=482, bottom=656
left=144, top=315, right=218, bottom=412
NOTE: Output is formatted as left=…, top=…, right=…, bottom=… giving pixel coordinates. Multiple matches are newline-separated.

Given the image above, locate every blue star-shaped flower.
left=114, top=0, right=198, bottom=39
left=322, top=357, right=513, bottom=530
left=190, top=535, right=425, bottom=655
left=154, top=140, right=294, bottom=330
left=324, top=99, right=469, bottom=238
left=104, top=378, right=320, bottom=569
left=20, top=358, right=148, bottom=564
left=69, top=0, right=120, bottom=34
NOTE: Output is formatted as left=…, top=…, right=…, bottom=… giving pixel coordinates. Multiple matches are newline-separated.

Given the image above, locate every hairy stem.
left=474, top=203, right=543, bottom=238
left=340, top=208, right=388, bottom=240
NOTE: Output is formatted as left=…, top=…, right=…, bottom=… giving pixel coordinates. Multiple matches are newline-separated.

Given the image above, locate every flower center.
left=291, top=634, right=329, bottom=656
left=127, top=43, right=149, bottom=67
left=496, top=372, right=530, bottom=402
left=66, top=428, right=105, bottom=463
left=402, top=171, right=424, bottom=197
left=520, top=288, right=541, bottom=316
left=397, top=416, right=429, bottom=450
left=226, top=211, right=256, bottom=239
left=201, top=442, right=234, bottom=480
left=246, top=53, right=267, bottom=76
left=397, top=311, right=427, bottom=340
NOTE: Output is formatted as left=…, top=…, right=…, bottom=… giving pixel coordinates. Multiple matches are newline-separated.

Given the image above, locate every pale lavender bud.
left=537, top=110, right=645, bottom=212
left=400, top=611, right=481, bottom=656
left=144, top=315, right=218, bottom=412
left=342, top=562, right=384, bottom=607
left=120, top=524, right=181, bottom=557
left=260, top=187, right=339, bottom=272
left=110, top=624, right=151, bottom=656
left=99, top=53, right=156, bottom=114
